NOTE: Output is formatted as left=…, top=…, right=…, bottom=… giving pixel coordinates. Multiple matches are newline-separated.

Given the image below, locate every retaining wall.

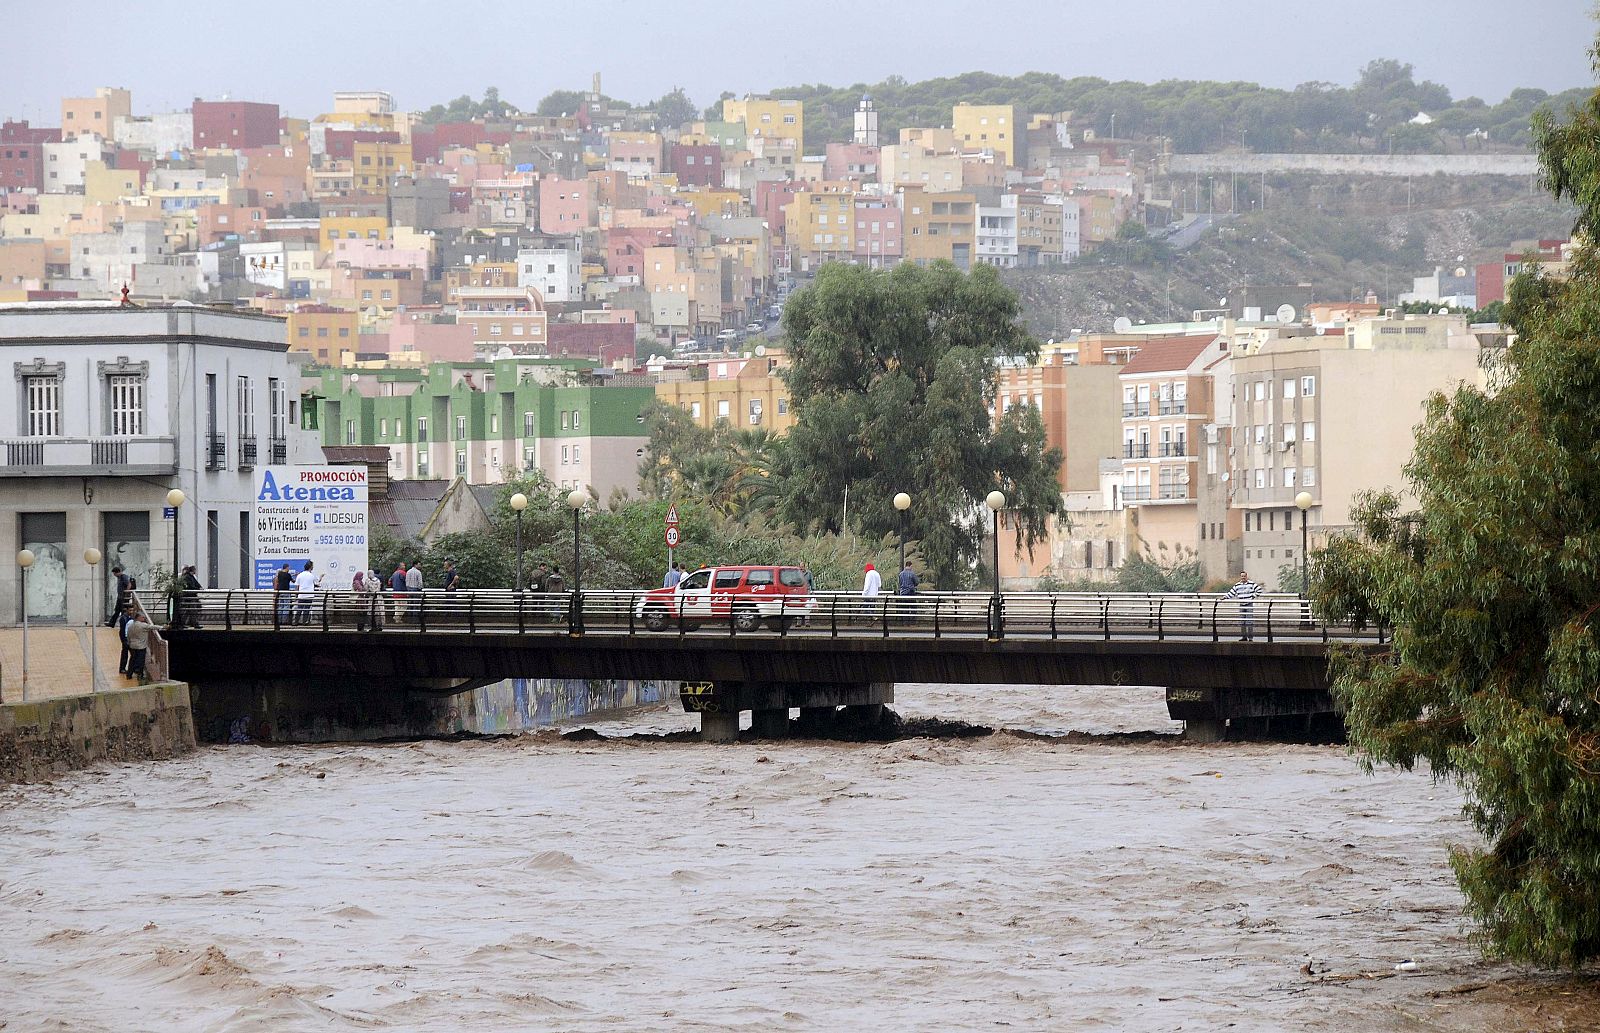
left=0, top=683, right=196, bottom=784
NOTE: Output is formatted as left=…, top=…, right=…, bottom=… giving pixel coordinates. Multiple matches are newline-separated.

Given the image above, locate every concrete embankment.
left=0, top=683, right=196, bottom=784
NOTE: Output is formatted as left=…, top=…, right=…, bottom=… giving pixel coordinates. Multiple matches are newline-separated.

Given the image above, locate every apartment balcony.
left=238, top=436, right=258, bottom=471
left=268, top=436, right=288, bottom=465
left=1121, top=485, right=1152, bottom=501
left=1123, top=443, right=1150, bottom=459
left=0, top=436, right=178, bottom=477
left=205, top=433, right=226, bottom=470
left=1158, top=440, right=1189, bottom=458
left=1156, top=486, right=1192, bottom=501
left=1121, top=403, right=1149, bottom=418
left=1157, top=402, right=1189, bottom=416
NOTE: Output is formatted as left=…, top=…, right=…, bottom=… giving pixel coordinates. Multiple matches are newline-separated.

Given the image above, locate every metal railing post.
left=1101, top=597, right=1110, bottom=641
left=933, top=596, right=942, bottom=639
left=517, top=590, right=526, bottom=636
left=419, top=592, right=427, bottom=633
left=570, top=591, right=583, bottom=636
left=629, top=592, right=637, bottom=635
left=1050, top=595, right=1058, bottom=640
left=779, top=596, right=788, bottom=638
left=882, top=597, right=890, bottom=638
left=830, top=594, right=839, bottom=638
left=224, top=589, right=234, bottom=631
left=467, top=593, right=476, bottom=634
left=1265, top=600, right=1275, bottom=643
left=1157, top=597, right=1166, bottom=641
left=320, top=592, right=330, bottom=632
left=273, top=591, right=281, bottom=632
left=1211, top=598, right=1219, bottom=643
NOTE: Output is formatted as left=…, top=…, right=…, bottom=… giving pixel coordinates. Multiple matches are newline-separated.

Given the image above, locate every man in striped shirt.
left=1225, top=571, right=1263, bottom=641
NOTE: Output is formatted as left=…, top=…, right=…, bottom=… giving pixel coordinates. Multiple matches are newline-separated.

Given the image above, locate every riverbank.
left=0, top=681, right=196, bottom=783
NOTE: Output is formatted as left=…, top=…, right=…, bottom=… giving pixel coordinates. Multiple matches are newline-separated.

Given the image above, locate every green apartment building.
left=308, top=358, right=655, bottom=498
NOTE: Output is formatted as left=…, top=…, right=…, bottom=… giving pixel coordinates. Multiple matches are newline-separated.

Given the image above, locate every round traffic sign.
left=665, top=526, right=681, bottom=548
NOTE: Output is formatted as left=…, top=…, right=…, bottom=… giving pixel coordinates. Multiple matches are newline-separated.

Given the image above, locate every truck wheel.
left=733, top=606, right=760, bottom=633
left=643, top=607, right=669, bottom=632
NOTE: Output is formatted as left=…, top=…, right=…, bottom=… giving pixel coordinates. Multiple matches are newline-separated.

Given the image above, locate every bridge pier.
left=700, top=711, right=741, bottom=743
left=751, top=708, right=790, bottom=739
left=1166, top=685, right=1341, bottom=744
left=687, top=682, right=894, bottom=742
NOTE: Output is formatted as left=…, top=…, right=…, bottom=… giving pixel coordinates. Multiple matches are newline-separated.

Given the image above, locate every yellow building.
left=1078, top=193, right=1118, bottom=246
left=656, top=351, right=794, bottom=434
left=675, top=188, right=745, bottom=219
left=321, top=214, right=389, bottom=251
left=897, top=187, right=975, bottom=268
left=783, top=183, right=855, bottom=269
left=287, top=306, right=360, bottom=364
left=722, top=97, right=804, bottom=146
left=952, top=103, right=1018, bottom=166
left=351, top=140, right=413, bottom=195
left=82, top=161, right=142, bottom=205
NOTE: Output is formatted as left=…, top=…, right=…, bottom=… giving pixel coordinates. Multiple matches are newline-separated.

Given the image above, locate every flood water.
left=2, top=683, right=1595, bottom=1032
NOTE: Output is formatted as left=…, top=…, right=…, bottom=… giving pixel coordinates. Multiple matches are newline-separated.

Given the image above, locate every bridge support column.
left=1185, top=718, right=1226, bottom=743
left=751, top=708, right=789, bottom=739
left=700, top=711, right=740, bottom=743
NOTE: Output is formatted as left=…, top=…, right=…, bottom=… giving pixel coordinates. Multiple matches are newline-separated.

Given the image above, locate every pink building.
left=825, top=142, right=880, bottom=183
left=196, top=203, right=267, bottom=246
left=756, top=181, right=805, bottom=242
left=192, top=99, right=279, bottom=150
left=538, top=176, right=597, bottom=234
left=389, top=317, right=476, bottom=362
left=607, top=226, right=675, bottom=278
left=549, top=322, right=634, bottom=365
left=1, top=120, right=60, bottom=192
left=852, top=197, right=902, bottom=267
left=606, top=133, right=662, bottom=175
left=332, top=239, right=432, bottom=273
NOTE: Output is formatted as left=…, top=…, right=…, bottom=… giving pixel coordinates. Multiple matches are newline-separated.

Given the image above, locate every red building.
left=666, top=143, right=723, bottom=187
left=192, top=99, right=280, bottom=150
left=1, top=120, right=61, bottom=192
left=548, top=322, right=635, bottom=365
left=323, top=129, right=401, bottom=161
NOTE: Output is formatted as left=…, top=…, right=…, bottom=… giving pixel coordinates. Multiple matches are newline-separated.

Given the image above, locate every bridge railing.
left=141, top=588, right=1370, bottom=643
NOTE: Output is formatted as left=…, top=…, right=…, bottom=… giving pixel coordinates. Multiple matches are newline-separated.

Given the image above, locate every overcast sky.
left=1, top=0, right=1589, bottom=122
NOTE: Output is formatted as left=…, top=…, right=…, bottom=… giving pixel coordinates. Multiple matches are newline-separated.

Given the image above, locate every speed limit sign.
left=665, top=525, right=681, bottom=548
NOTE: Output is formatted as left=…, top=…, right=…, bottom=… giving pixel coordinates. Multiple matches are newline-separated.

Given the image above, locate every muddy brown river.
left=2, top=684, right=1595, bottom=1031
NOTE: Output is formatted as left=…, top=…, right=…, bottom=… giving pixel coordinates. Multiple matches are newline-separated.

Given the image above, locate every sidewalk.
left=0, top=626, right=165, bottom=703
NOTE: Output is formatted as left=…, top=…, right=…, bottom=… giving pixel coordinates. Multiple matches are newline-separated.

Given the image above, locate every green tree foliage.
left=1112, top=549, right=1205, bottom=593
left=536, top=90, right=588, bottom=118
left=419, top=87, right=518, bottom=124
left=776, top=262, right=1062, bottom=588
left=1310, top=50, right=1600, bottom=966
left=636, top=402, right=784, bottom=518
left=651, top=87, right=698, bottom=131
left=765, top=66, right=1589, bottom=153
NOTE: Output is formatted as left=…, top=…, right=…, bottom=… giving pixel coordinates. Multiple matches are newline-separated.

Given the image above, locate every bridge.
left=152, top=589, right=1380, bottom=743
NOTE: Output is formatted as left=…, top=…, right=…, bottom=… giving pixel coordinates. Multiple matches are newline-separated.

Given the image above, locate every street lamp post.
left=985, top=491, right=1006, bottom=639
left=893, top=492, right=911, bottom=573
left=166, top=488, right=185, bottom=627
left=510, top=492, right=528, bottom=589
left=84, top=548, right=101, bottom=693
left=1294, top=491, right=1313, bottom=597
left=566, top=489, right=587, bottom=591
left=16, top=549, right=34, bottom=701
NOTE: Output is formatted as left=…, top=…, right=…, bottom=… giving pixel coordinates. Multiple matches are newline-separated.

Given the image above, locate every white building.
left=976, top=194, right=1019, bottom=268
left=42, top=134, right=113, bottom=191
left=518, top=245, right=583, bottom=303
left=0, top=305, right=317, bottom=626
left=113, top=112, right=194, bottom=157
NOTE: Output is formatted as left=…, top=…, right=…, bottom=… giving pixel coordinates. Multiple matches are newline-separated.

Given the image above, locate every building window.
left=417, top=416, right=428, bottom=442
left=572, top=444, right=581, bottom=464
left=523, top=411, right=536, bottom=436
left=523, top=446, right=536, bottom=471
left=455, top=450, right=466, bottom=476
left=716, top=400, right=730, bottom=420
left=455, top=415, right=467, bottom=440
left=572, top=410, right=580, bottom=429
left=1303, top=467, right=1316, bottom=487
left=103, top=366, right=146, bottom=436
left=690, top=402, right=702, bottom=419
left=418, top=451, right=429, bottom=476
left=1301, top=375, right=1316, bottom=396
left=236, top=375, right=254, bottom=444
left=19, top=366, right=63, bottom=436
left=1302, top=422, right=1316, bottom=443
left=561, top=445, right=569, bottom=464
left=561, top=411, right=570, bottom=430
left=1284, top=378, right=1297, bottom=399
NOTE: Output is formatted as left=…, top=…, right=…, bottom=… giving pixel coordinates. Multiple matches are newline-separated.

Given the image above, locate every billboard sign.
left=252, top=466, right=369, bottom=588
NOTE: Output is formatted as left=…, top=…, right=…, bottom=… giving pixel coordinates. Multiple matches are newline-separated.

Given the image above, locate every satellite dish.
left=1454, top=267, right=1466, bottom=278
left=1112, top=316, right=1133, bottom=333
left=495, top=346, right=513, bottom=359
left=1221, top=472, right=1230, bottom=482
left=1275, top=303, right=1296, bottom=323
left=755, top=344, right=767, bottom=356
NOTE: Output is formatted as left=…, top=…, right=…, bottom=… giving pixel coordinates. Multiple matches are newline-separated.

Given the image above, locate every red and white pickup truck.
left=636, top=565, right=814, bottom=632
